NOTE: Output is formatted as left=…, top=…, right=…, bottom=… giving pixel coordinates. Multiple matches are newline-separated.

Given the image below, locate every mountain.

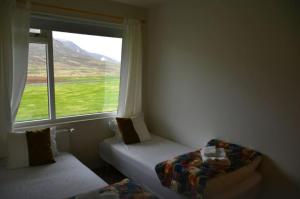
left=28, top=39, right=120, bottom=78
left=56, top=40, right=119, bottom=64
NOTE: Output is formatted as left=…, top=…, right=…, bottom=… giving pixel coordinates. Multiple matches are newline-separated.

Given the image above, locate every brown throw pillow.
left=116, top=117, right=140, bottom=144
left=26, top=128, right=56, bottom=166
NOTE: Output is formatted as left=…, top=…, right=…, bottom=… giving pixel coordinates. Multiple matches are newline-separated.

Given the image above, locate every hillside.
left=28, top=39, right=120, bottom=80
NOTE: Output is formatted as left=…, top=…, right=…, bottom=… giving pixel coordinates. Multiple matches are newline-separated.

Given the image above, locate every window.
left=16, top=21, right=122, bottom=125
left=53, top=31, right=121, bottom=118
left=16, top=43, right=49, bottom=121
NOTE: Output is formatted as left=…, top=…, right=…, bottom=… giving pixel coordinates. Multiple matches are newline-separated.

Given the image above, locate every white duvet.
left=0, top=153, right=107, bottom=199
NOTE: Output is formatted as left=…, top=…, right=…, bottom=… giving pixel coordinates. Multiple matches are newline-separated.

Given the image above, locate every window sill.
left=14, top=112, right=117, bottom=131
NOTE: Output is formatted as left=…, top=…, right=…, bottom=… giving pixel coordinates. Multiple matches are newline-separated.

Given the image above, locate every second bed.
left=99, top=134, right=262, bottom=199
left=0, top=153, right=107, bottom=199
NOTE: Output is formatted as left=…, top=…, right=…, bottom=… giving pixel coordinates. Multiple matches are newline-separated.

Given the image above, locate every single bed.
left=99, top=134, right=262, bottom=199
left=0, top=152, right=108, bottom=199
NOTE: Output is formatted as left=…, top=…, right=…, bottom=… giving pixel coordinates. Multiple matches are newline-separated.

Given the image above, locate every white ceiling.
left=111, top=0, right=168, bottom=7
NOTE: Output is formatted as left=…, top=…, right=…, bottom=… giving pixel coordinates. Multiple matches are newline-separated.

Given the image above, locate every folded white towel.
left=201, top=147, right=229, bottom=164
left=215, top=148, right=226, bottom=158
left=202, top=146, right=217, bottom=157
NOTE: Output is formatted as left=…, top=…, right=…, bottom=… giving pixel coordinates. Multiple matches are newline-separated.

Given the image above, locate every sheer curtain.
left=0, top=0, right=14, bottom=157
left=11, top=2, right=30, bottom=121
left=0, top=0, right=30, bottom=157
left=117, top=19, right=143, bottom=117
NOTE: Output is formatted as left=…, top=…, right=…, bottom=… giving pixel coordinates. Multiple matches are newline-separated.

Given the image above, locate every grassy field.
left=16, top=76, right=119, bottom=122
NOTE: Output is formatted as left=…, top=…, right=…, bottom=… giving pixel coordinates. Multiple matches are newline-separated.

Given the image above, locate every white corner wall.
left=145, top=0, right=300, bottom=197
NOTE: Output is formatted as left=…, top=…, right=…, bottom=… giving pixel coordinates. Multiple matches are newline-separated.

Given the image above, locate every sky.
left=53, top=31, right=122, bottom=62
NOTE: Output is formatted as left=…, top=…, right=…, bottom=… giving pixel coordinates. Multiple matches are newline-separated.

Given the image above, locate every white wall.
left=145, top=0, right=300, bottom=197
left=54, top=118, right=113, bottom=169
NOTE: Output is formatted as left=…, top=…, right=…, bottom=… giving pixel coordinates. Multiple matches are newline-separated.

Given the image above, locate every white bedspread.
left=99, top=135, right=193, bottom=199
left=101, top=135, right=193, bottom=169
left=0, top=153, right=107, bottom=199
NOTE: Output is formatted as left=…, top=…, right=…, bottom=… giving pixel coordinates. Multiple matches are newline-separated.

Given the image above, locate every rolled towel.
left=202, top=146, right=217, bottom=157
left=215, top=148, right=226, bottom=158
left=201, top=147, right=231, bottom=166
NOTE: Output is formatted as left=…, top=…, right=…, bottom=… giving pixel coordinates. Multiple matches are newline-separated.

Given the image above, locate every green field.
left=16, top=76, right=119, bottom=122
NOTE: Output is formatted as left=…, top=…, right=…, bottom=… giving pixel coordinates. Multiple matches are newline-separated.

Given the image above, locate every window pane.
left=53, top=31, right=122, bottom=118
left=16, top=43, right=49, bottom=122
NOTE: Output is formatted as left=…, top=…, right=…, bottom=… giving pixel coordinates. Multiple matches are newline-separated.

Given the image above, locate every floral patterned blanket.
left=69, top=179, right=158, bottom=199
left=155, top=139, right=261, bottom=199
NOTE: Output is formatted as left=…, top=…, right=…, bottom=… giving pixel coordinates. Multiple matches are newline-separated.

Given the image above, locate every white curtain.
left=0, top=0, right=15, bottom=157
left=11, top=2, right=30, bottom=121
left=117, top=19, right=143, bottom=117
left=0, top=0, right=30, bottom=157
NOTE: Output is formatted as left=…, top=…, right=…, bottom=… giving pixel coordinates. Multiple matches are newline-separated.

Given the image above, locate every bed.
left=99, top=135, right=262, bottom=199
left=0, top=152, right=108, bottom=199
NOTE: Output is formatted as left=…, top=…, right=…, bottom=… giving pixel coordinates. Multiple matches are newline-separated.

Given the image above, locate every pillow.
left=116, top=115, right=151, bottom=144
left=26, top=128, right=56, bottom=166
left=7, top=132, right=29, bottom=169
left=116, top=117, right=140, bottom=144
left=7, top=127, right=58, bottom=169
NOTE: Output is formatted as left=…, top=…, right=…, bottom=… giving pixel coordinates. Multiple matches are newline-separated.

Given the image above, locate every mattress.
left=0, top=152, right=107, bottom=199
left=99, top=135, right=262, bottom=199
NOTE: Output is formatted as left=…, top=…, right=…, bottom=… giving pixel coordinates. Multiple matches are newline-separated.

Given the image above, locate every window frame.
left=15, top=25, right=121, bottom=129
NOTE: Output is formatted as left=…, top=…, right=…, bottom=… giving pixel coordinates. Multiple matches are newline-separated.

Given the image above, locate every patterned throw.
left=155, top=139, right=261, bottom=199
left=68, top=178, right=158, bottom=199
left=99, top=178, right=158, bottom=199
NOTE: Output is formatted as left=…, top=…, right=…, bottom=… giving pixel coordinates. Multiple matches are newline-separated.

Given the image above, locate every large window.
left=16, top=26, right=122, bottom=124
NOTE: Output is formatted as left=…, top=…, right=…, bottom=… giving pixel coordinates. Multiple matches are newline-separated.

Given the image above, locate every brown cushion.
left=116, top=117, right=140, bottom=144
left=26, top=128, right=56, bottom=166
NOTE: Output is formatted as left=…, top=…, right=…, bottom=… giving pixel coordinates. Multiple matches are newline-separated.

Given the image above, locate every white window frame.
left=14, top=22, right=122, bottom=129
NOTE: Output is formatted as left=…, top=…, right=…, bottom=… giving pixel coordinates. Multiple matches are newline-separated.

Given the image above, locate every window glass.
left=52, top=31, right=122, bottom=118
left=16, top=43, right=49, bottom=121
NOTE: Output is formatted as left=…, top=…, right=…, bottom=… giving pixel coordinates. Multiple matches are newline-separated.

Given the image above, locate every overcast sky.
left=53, top=31, right=122, bottom=62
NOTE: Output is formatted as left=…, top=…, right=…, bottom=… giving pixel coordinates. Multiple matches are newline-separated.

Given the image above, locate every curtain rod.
left=30, top=2, right=146, bottom=24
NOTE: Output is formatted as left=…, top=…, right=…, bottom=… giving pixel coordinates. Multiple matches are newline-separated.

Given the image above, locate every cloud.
left=53, top=31, right=122, bottom=62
